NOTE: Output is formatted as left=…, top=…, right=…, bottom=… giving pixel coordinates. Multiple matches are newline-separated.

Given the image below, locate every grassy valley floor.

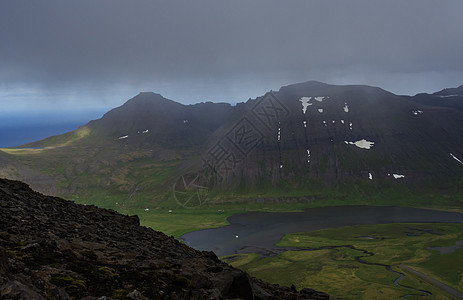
left=222, top=223, right=463, bottom=299
left=107, top=202, right=463, bottom=299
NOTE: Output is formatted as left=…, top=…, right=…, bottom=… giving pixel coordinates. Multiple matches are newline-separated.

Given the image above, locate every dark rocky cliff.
left=0, top=178, right=328, bottom=300
left=194, top=81, right=463, bottom=188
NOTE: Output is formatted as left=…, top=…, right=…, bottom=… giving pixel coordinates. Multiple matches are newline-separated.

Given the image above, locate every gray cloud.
left=1, top=0, right=463, bottom=108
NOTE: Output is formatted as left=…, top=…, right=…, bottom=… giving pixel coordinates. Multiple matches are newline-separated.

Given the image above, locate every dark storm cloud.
left=1, top=0, right=463, bottom=107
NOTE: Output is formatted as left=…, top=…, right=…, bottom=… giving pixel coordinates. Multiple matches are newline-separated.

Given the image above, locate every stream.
left=271, top=244, right=432, bottom=298
left=181, top=206, right=463, bottom=298
left=348, top=245, right=432, bottom=298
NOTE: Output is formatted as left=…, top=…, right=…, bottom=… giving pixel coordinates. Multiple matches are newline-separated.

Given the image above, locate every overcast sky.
left=1, top=0, right=463, bottom=112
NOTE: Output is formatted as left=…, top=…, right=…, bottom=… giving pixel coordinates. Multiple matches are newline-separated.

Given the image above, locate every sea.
left=0, top=110, right=104, bottom=147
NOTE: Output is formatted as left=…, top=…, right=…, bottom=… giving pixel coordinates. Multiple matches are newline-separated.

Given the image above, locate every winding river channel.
left=181, top=206, right=463, bottom=298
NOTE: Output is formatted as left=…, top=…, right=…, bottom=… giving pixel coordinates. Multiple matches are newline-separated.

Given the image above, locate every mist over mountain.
left=408, top=85, right=463, bottom=112
left=86, top=92, right=238, bottom=150
left=180, top=81, right=463, bottom=192
left=2, top=81, right=463, bottom=207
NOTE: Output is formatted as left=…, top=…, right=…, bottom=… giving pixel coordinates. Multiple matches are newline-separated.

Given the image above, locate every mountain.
left=408, top=85, right=463, bottom=111
left=34, top=92, right=238, bottom=151
left=7, top=93, right=239, bottom=199
left=192, top=81, right=463, bottom=188
left=0, top=178, right=329, bottom=299
left=175, top=81, right=463, bottom=208
left=1, top=81, right=463, bottom=208
left=85, top=92, right=237, bottom=150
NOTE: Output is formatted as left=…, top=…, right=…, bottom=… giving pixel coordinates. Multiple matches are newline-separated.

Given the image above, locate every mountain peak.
left=135, top=91, right=163, bottom=98
left=125, top=91, right=177, bottom=105
left=275, top=81, right=393, bottom=102
left=109, top=92, right=185, bottom=116
left=433, top=85, right=463, bottom=96
left=279, top=80, right=331, bottom=91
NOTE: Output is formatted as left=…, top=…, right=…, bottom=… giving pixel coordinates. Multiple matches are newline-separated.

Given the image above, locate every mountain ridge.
left=408, top=84, right=463, bottom=111
left=1, top=81, right=463, bottom=208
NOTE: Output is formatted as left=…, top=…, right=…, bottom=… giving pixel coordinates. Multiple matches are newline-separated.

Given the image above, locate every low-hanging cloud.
left=1, top=0, right=463, bottom=108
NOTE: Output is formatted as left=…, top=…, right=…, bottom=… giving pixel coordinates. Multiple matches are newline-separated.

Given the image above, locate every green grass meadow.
left=222, top=223, right=463, bottom=299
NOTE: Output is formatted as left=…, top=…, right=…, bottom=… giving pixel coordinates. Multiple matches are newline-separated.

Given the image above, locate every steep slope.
left=0, top=151, right=56, bottom=195
left=2, top=81, right=463, bottom=208
left=408, top=85, right=463, bottom=111
left=87, top=92, right=236, bottom=149
left=192, top=81, right=463, bottom=189
left=28, top=92, right=236, bottom=152
left=0, top=178, right=328, bottom=299
left=9, top=93, right=237, bottom=199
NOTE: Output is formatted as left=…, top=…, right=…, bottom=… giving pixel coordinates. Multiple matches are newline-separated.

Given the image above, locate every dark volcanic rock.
left=0, top=178, right=329, bottom=299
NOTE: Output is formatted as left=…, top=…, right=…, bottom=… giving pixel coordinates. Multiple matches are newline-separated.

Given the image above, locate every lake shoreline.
left=181, top=205, right=463, bottom=257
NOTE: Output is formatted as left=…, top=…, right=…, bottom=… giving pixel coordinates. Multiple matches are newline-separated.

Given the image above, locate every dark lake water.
left=180, top=206, right=463, bottom=257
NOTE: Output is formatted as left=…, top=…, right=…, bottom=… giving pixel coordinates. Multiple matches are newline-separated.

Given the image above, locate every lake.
left=180, top=206, right=463, bottom=257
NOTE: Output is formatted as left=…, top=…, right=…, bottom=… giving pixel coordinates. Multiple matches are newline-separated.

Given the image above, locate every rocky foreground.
left=0, top=178, right=329, bottom=299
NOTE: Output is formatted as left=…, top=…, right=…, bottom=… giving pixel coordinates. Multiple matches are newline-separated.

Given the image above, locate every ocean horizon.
left=0, top=110, right=104, bottom=147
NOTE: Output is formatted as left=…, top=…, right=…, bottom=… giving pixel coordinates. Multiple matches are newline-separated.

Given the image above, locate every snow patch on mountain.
left=436, top=94, right=461, bottom=98
left=450, top=153, right=463, bottom=165
left=344, top=139, right=375, bottom=149
left=299, top=97, right=312, bottom=114
left=343, top=103, right=349, bottom=113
